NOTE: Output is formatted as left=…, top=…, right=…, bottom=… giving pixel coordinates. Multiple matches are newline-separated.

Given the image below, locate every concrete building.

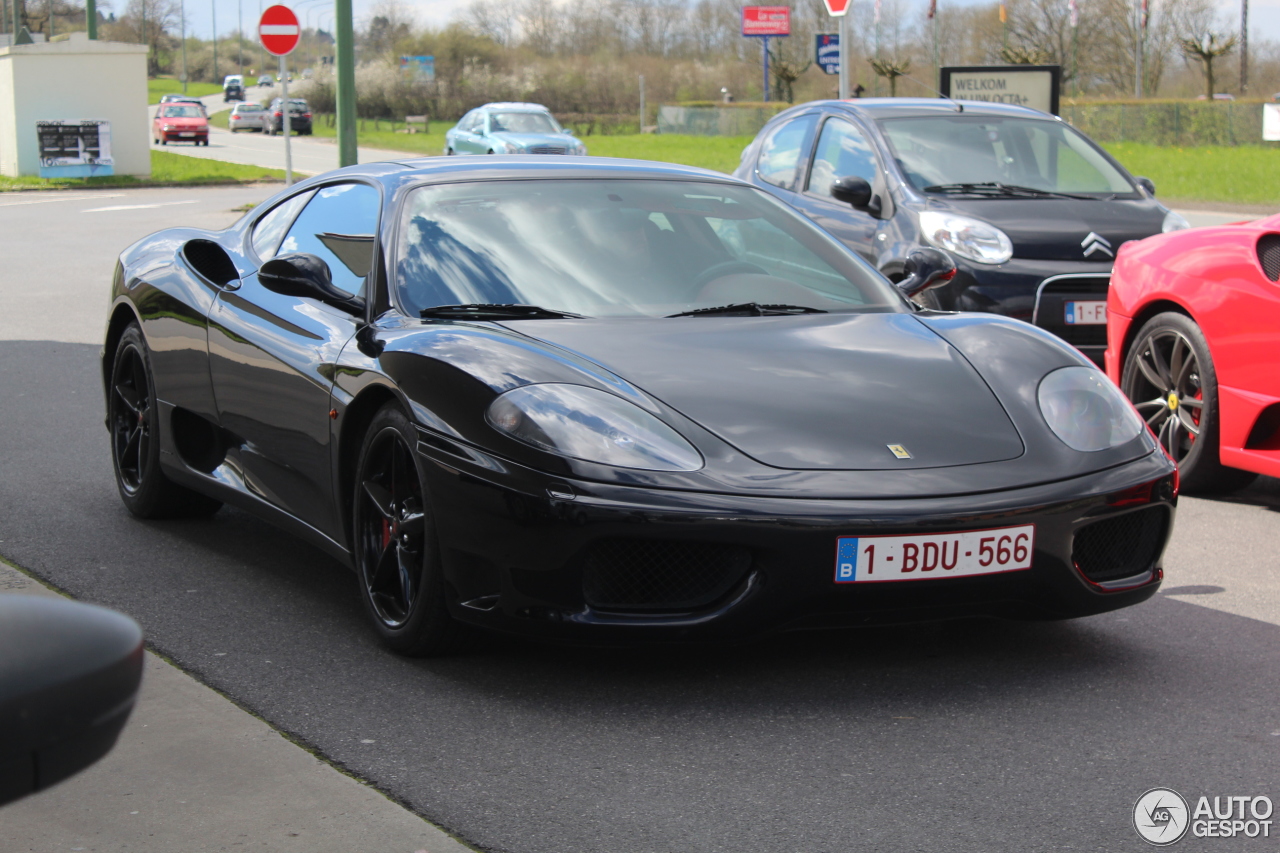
left=0, top=32, right=148, bottom=178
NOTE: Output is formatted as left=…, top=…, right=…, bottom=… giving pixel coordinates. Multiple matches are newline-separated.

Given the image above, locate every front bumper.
left=160, top=130, right=207, bottom=143
left=934, top=258, right=1113, bottom=366
left=419, top=433, right=1177, bottom=643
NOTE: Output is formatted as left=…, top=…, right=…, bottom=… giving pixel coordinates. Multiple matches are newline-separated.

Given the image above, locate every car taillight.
left=302, top=113, right=311, bottom=119
left=274, top=111, right=283, bottom=117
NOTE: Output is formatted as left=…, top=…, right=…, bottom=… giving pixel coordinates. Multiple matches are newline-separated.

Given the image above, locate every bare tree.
left=1180, top=30, right=1237, bottom=97
left=767, top=39, right=812, bottom=103
left=120, top=0, right=179, bottom=76
left=868, top=57, right=911, bottom=94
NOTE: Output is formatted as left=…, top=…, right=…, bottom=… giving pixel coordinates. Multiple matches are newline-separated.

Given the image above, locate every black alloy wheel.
left=353, top=404, right=468, bottom=655
left=1121, top=311, right=1256, bottom=493
left=109, top=325, right=222, bottom=518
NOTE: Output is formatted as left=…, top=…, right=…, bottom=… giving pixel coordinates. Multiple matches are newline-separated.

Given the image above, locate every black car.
left=734, top=98, right=1191, bottom=365
left=224, top=84, right=244, bottom=102
left=102, top=157, right=1176, bottom=655
left=267, top=98, right=312, bottom=135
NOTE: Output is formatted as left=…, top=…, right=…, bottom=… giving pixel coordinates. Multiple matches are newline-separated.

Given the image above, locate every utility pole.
left=1133, top=0, right=1142, bottom=98
left=86, top=0, right=96, bottom=38
left=237, top=0, right=242, bottom=76
left=334, top=0, right=356, bottom=166
left=1240, top=0, right=1248, bottom=92
left=837, top=10, right=849, bottom=99
left=638, top=74, right=645, bottom=132
left=212, top=0, right=218, bottom=84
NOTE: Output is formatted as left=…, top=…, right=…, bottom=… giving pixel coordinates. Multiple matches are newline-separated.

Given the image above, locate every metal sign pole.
left=763, top=36, right=770, bottom=102
left=837, top=16, right=849, bottom=98
left=280, top=54, right=292, bottom=186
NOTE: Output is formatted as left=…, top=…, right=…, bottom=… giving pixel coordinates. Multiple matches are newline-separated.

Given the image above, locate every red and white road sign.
left=742, top=6, right=790, bottom=36
left=259, top=5, right=300, bottom=56
left=822, top=0, right=852, bottom=16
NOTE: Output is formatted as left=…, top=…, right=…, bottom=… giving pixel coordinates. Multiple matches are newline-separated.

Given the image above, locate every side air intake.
left=1258, top=234, right=1280, bottom=282
left=183, top=240, right=240, bottom=287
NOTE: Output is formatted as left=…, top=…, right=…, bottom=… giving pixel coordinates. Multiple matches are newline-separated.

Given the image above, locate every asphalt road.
left=3, top=187, right=1279, bottom=852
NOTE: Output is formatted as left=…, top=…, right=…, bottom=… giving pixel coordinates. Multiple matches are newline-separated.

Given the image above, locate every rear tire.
left=352, top=404, right=471, bottom=656
left=1121, top=311, right=1257, bottom=494
left=109, top=325, right=223, bottom=519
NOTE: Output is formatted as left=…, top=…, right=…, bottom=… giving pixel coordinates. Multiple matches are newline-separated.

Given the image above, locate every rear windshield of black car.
left=395, top=179, right=904, bottom=319
left=878, top=116, right=1137, bottom=196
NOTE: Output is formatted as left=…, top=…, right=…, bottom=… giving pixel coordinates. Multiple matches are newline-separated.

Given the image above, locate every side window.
left=756, top=115, right=817, bottom=191
left=277, top=183, right=381, bottom=296
left=459, top=110, right=477, bottom=132
left=250, top=190, right=315, bottom=260
left=806, top=118, right=879, bottom=198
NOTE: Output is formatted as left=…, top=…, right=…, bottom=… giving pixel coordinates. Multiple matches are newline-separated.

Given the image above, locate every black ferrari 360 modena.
left=103, top=157, right=1177, bottom=655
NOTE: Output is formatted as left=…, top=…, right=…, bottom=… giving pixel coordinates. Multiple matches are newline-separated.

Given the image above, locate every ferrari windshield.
left=394, top=179, right=902, bottom=318
left=878, top=116, right=1136, bottom=196
left=489, top=112, right=560, bottom=134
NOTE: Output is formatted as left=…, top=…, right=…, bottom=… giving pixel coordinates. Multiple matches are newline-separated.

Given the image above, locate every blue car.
left=445, top=102, right=587, bottom=156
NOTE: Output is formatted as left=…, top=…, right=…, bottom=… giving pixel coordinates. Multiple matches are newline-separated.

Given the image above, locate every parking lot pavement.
left=0, top=563, right=472, bottom=853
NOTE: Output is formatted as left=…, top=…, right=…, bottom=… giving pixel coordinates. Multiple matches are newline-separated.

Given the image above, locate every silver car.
left=228, top=103, right=269, bottom=132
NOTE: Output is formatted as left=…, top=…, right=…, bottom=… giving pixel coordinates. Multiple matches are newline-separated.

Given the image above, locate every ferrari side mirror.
left=830, top=176, right=882, bottom=216
left=259, top=253, right=364, bottom=314
left=0, top=596, right=144, bottom=807
left=1135, top=176, right=1156, bottom=196
left=897, top=248, right=957, bottom=299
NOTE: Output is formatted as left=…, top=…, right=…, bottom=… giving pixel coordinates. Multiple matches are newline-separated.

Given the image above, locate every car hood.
left=490, top=132, right=575, bottom=148
left=159, top=116, right=206, bottom=127
left=927, top=197, right=1167, bottom=262
left=509, top=313, right=1025, bottom=471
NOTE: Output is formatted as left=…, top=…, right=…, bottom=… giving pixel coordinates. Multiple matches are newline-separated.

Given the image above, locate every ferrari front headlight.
left=1037, top=366, right=1143, bottom=452
left=487, top=383, right=703, bottom=471
left=918, top=211, right=1013, bottom=265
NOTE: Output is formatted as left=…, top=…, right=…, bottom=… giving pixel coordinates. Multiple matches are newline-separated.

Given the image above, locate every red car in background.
left=153, top=104, right=209, bottom=146
left=1107, top=213, right=1280, bottom=492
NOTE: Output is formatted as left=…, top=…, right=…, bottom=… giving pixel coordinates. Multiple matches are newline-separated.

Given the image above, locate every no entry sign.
left=259, top=5, right=300, bottom=56
left=742, top=6, right=790, bottom=37
left=822, top=0, right=852, bottom=15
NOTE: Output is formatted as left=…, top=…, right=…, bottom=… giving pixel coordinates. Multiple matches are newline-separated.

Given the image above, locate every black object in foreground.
left=0, top=596, right=143, bottom=807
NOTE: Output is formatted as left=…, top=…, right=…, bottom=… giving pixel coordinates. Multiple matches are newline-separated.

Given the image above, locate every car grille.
left=1035, top=277, right=1109, bottom=348
left=581, top=539, right=752, bottom=611
left=1072, top=506, right=1168, bottom=584
left=530, top=146, right=568, bottom=155
left=1258, top=234, right=1280, bottom=281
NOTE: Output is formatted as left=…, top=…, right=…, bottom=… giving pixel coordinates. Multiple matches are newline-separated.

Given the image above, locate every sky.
left=201, top=0, right=1280, bottom=70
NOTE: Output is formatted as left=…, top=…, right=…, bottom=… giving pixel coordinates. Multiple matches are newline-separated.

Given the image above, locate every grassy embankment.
left=0, top=150, right=286, bottom=191
left=237, top=115, right=1278, bottom=206
left=148, top=77, right=223, bottom=104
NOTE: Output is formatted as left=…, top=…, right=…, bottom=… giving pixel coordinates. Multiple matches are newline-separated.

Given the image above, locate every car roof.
left=481, top=102, right=551, bottom=112
left=783, top=97, right=1058, bottom=121
left=291, top=156, right=749, bottom=192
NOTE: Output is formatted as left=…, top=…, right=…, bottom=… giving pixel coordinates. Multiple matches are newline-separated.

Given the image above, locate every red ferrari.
left=1107, top=213, right=1280, bottom=492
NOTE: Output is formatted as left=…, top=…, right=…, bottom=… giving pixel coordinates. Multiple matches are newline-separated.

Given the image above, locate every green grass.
left=148, top=77, right=223, bottom=105
left=0, top=150, right=286, bottom=191
left=1102, top=142, right=1280, bottom=206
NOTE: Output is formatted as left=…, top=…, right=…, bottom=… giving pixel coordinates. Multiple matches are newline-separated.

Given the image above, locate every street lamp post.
left=212, top=0, right=218, bottom=85
left=238, top=0, right=242, bottom=77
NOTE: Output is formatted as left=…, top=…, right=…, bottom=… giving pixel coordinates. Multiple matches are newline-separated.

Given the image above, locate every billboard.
left=742, top=6, right=790, bottom=37
left=36, top=120, right=113, bottom=178
left=939, top=65, right=1061, bottom=115
left=399, top=55, right=435, bottom=82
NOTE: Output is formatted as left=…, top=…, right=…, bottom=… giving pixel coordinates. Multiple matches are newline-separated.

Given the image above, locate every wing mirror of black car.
left=258, top=253, right=365, bottom=314
left=0, top=596, right=144, bottom=808
left=896, top=248, right=957, bottom=299
left=1135, top=176, right=1156, bottom=196
left=830, top=175, right=882, bottom=216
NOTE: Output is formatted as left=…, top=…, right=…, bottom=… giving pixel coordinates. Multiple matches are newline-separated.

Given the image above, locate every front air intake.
left=581, top=539, right=752, bottom=611
left=1257, top=234, right=1280, bottom=282
left=1072, top=506, right=1168, bottom=584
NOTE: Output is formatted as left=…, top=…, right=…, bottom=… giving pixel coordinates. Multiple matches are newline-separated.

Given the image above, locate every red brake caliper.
left=381, top=519, right=391, bottom=550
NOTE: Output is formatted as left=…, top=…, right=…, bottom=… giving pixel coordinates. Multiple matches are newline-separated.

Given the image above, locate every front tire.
left=1121, top=311, right=1256, bottom=493
left=353, top=404, right=468, bottom=655
left=109, top=325, right=223, bottom=518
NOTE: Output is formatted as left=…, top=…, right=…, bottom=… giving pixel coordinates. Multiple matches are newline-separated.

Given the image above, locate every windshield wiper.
left=666, top=302, right=828, bottom=318
left=923, top=182, right=1093, bottom=200
left=420, top=303, right=587, bottom=320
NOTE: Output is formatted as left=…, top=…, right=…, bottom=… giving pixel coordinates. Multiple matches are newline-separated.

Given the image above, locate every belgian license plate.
left=1065, top=301, right=1107, bottom=324
left=834, top=525, right=1035, bottom=583
left=179, top=132, right=195, bottom=137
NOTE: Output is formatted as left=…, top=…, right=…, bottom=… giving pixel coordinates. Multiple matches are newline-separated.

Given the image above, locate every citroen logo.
left=1081, top=232, right=1114, bottom=259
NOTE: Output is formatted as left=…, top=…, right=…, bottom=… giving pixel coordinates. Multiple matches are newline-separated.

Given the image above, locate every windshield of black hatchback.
left=878, top=115, right=1137, bottom=197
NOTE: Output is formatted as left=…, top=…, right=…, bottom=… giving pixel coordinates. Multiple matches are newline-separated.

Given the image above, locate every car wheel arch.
left=1119, top=298, right=1193, bottom=372
left=102, top=301, right=143, bottom=396
left=335, top=382, right=410, bottom=549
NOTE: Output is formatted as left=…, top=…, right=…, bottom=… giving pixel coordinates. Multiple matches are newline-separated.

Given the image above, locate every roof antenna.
left=905, top=75, right=964, bottom=112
